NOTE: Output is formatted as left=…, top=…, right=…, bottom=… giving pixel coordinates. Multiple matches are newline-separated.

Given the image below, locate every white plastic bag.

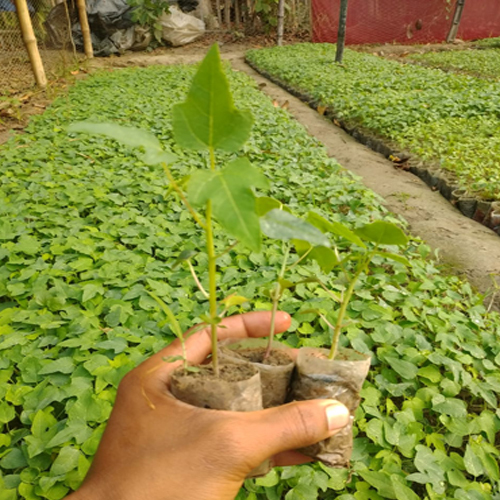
left=159, top=6, right=205, bottom=47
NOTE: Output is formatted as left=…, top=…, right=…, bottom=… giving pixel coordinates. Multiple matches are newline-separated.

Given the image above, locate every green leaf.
left=357, top=470, right=396, bottom=499
left=0, top=401, right=15, bottom=424
left=50, top=446, right=80, bottom=476
left=464, top=444, right=484, bottom=477
left=0, top=448, right=28, bottom=469
left=384, top=357, right=418, bottom=380
left=255, top=196, right=283, bottom=216
left=172, top=44, right=253, bottom=152
left=391, top=476, right=419, bottom=500
left=374, top=251, right=410, bottom=266
left=292, top=239, right=339, bottom=273
left=38, top=357, right=75, bottom=375
left=188, top=158, right=268, bottom=251
left=146, top=291, right=183, bottom=338
left=172, top=250, right=198, bottom=268
left=255, top=469, right=280, bottom=487
left=417, top=365, right=442, bottom=383
left=261, top=209, right=330, bottom=248
left=68, top=122, right=176, bottom=165
left=307, top=212, right=366, bottom=247
left=17, top=236, right=41, bottom=256
left=355, top=221, right=408, bottom=246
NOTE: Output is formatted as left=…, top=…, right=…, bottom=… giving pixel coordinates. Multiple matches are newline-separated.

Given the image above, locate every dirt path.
left=11, top=44, right=500, bottom=307
left=231, top=54, right=500, bottom=308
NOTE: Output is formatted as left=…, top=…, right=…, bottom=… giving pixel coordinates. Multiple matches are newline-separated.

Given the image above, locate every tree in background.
left=335, top=0, right=348, bottom=63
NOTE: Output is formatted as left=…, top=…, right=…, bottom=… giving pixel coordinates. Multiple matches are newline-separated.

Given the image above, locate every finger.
left=137, top=311, right=292, bottom=382
left=273, top=451, right=314, bottom=467
left=238, top=400, right=350, bottom=466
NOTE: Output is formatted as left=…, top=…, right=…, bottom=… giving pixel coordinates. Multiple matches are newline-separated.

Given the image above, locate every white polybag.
left=159, top=6, right=205, bottom=47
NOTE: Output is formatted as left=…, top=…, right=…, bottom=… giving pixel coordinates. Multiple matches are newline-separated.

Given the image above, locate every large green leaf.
left=355, top=221, right=408, bottom=246
left=187, top=158, right=268, bottom=251
left=172, top=44, right=253, bottom=152
left=68, top=122, right=176, bottom=166
left=260, top=209, right=331, bottom=248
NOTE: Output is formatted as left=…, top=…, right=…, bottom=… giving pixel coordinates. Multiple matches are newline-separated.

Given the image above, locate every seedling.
left=258, top=203, right=334, bottom=357
left=301, top=214, right=409, bottom=359
left=70, top=44, right=268, bottom=376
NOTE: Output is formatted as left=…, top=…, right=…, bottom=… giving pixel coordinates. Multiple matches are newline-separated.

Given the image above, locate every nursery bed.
left=246, top=44, right=500, bottom=235
left=0, top=62, right=499, bottom=500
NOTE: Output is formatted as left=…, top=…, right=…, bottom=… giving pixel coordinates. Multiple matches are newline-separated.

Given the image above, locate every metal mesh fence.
left=0, top=0, right=82, bottom=96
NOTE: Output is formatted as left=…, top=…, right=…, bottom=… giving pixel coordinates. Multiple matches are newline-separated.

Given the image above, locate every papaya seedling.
left=69, top=44, right=267, bottom=382
left=303, top=215, right=410, bottom=359
left=290, top=213, right=409, bottom=467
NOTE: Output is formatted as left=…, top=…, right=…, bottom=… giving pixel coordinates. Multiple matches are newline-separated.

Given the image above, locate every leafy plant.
left=70, top=45, right=267, bottom=376
left=246, top=43, right=500, bottom=201
left=127, top=0, right=170, bottom=42
left=301, top=216, right=409, bottom=359
left=1, top=55, right=500, bottom=499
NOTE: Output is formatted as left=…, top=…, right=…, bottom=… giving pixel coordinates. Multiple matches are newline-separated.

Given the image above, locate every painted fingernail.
left=325, top=403, right=350, bottom=431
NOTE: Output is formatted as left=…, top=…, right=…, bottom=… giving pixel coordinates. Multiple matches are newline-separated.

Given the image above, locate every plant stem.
left=264, top=243, right=290, bottom=359
left=328, top=253, right=372, bottom=360
left=162, top=163, right=206, bottom=229
left=187, top=260, right=209, bottom=299
left=207, top=148, right=219, bottom=376
left=215, top=240, right=239, bottom=260
left=286, top=245, right=313, bottom=272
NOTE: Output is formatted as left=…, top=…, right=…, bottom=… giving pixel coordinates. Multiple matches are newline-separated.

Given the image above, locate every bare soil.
left=2, top=39, right=500, bottom=309
left=228, top=347, right=293, bottom=366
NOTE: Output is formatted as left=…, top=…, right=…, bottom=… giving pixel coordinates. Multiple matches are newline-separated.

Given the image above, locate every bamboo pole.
left=14, top=0, right=47, bottom=88
left=76, top=0, right=93, bottom=58
left=277, top=0, right=285, bottom=45
left=446, top=0, right=466, bottom=43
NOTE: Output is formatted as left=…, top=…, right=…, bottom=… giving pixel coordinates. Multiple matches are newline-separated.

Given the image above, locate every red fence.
left=312, top=0, right=500, bottom=45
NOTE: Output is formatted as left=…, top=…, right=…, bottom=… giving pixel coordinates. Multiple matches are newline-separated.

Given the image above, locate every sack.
left=159, top=5, right=205, bottom=47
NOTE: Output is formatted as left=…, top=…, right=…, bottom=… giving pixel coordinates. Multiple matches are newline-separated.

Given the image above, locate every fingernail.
left=325, top=403, right=350, bottom=431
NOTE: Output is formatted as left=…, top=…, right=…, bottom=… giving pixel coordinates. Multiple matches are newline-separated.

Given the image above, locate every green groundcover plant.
left=246, top=43, right=500, bottom=201
left=0, top=56, right=499, bottom=500
left=409, top=49, right=500, bottom=80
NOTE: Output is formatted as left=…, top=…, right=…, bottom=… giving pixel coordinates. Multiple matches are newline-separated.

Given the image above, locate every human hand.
left=67, top=311, right=350, bottom=500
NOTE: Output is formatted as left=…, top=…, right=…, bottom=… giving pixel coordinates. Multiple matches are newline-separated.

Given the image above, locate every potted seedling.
left=220, top=203, right=335, bottom=408
left=289, top=212, right=409, bottom=467
left=70, top=44, right=268, bottom=412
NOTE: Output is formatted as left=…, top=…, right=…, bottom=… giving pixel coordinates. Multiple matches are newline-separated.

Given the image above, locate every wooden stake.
left=63, top=0, right=77, bottom=57
left=277, top=0, right=285, bottom=45
left=76, top=0, right=93, bottom=58
left=14, top=0, right=47, bottom=88
left=224, top=0, right=231, bottom=29
left=234, top=0, right=240, bottom=29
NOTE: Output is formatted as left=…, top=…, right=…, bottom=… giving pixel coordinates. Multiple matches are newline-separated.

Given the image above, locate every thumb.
left=242, top=400, right=350, bottom=464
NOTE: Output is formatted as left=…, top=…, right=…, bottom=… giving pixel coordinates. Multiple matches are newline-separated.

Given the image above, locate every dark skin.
left=67, top=311, right=349, bottom=500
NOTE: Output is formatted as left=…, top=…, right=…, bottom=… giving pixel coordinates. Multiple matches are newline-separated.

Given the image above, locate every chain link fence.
left=0, top=0, right=82, bottom=97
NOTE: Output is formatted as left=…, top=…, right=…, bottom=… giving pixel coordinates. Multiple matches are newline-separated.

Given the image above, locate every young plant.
left=257, top=202, right=334, bottom=357
left=302, top=214, right=409, bottom=359
left=69, top=44, right=266, bottom=377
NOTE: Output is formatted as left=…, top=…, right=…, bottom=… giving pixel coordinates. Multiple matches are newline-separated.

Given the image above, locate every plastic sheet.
left=289, top=347, right=371, bottom=468
left=159, top=5, right=204, bottom=47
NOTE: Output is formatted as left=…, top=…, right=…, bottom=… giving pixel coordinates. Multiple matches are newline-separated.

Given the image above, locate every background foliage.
left=246, top=43, right=500, bottom=201
left=409, top=49, right=500, bottom=80
left=0, top=62, right=500, bottom=499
